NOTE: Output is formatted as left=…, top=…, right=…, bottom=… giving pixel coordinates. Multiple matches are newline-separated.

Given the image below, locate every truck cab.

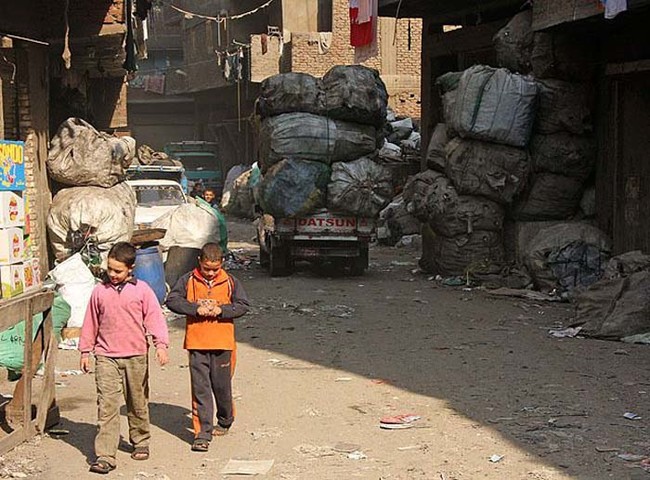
left=163, top=141, right=223, bottom=197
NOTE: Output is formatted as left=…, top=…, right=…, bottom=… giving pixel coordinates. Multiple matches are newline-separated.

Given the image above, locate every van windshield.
left=133, top=185, right=185, bottom=207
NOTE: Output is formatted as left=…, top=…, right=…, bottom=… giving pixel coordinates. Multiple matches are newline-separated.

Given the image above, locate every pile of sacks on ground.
left=396, top=9, right=611, bottom=292
left=248, top=65, right=393, bottom=220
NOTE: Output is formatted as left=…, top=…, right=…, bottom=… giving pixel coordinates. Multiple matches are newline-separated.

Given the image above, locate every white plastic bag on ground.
left=48, top=254, right=96, bottom=329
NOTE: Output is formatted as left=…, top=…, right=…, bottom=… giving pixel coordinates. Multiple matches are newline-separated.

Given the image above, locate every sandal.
left=212, top=424, right=230, bottom=437
left=131, top=446, right=150, bottom=461
left=191, top=438, right=210, bottom=452
left=89, top=460, right=116, bottom=474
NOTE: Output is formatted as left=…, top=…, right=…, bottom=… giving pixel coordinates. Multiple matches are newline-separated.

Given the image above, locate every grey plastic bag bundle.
left=402, top=170, right=444, bottom=221
left=427, top=231, right=505, bottom=276
left=535, top=80, right=593, bottom=135
left=445, top=138, right=529, bottom=204
left=510, top=173, right=584, bottom=221
left=47, top=182, right=136, bottom=262
left=429, top=195, right=505, bottom=238
left=530, top=133, right=595, bottom=181
left=328, top=157, right=393, bottom=217
left=452, top=65, right=538, bottom=148
left=257, top=73, right=325, bottom=118
left=377, top=195, right=421, bottom=246
left=221, top=169, right=256, bottom=219
left=603, top=250, right=650, bottom=279
left=426, top=123, right=452, bottom=172
left=524, top=222, right=611, bottom=291
left=322, top=65, right=388, bottom=127
left=494, top=10, right=534, bottom=74
left=259, top=113, right=377, bottom=169
left=48, top=118, right=136, bottom=187
left=258, top=159, right=330, bottom=218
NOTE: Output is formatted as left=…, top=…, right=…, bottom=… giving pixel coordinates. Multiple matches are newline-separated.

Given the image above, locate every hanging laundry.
left=349, top=0, right=376, bottom=47
left=261, top=34, right=268, bottom=55
left=601, top=0, right=628, bottom=19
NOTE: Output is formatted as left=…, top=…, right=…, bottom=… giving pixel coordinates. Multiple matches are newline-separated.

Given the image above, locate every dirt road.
left=4, top=218, right=650, bottom=479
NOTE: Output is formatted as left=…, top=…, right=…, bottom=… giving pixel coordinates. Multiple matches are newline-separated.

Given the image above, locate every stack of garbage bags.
left=255, top=66, right=392, bottom=219
left=46, top=118, right=137, bottom=262
left=408, top=9, right=606, bottom=289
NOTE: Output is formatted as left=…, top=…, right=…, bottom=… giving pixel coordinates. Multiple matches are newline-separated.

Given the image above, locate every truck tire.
left=270, top=245, right=292, bottom=277
left=349, top=245, right=369, bottom=276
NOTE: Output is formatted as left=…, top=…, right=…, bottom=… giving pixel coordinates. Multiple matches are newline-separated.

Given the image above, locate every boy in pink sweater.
left=79, top=242, right=169, bottom=474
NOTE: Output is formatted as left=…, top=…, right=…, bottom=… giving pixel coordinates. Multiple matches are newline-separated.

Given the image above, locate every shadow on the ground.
left=226, top=219, right=650, bottom=480
left=149, top=401, right=194, bottom=446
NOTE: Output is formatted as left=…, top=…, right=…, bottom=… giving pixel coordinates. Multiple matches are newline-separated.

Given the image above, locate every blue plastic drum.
left=134, top=246, right=166, bottom=304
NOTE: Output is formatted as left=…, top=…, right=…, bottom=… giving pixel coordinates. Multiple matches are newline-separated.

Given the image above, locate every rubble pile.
left=254, top=65, right=393, bottom=220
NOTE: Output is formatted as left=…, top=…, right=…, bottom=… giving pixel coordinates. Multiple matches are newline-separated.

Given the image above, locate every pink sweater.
left=79, top=279, right=169, bottom=358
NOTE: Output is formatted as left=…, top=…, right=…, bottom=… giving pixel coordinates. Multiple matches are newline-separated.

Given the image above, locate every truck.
left=163, top=141, right=223, bottom=196
left=258, top=209, right=375, bottom=277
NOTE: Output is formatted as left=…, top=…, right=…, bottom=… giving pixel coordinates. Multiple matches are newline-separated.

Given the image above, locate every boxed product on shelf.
left=0, top=227, right=24, bottom=265
left=0, top=140, right=26, bottom=192
left=0, top=191, right=25, bottom=228
left=23, top=258, right=41, bottom=291
left=0, top=263, right=24, bottom=299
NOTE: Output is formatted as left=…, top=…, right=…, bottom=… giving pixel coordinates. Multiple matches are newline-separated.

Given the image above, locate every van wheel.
left=270, top=246, right=292, bottom=277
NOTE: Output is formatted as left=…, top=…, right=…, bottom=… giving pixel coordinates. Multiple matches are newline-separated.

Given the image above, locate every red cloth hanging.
left=349, top=0, right=374, bottom=47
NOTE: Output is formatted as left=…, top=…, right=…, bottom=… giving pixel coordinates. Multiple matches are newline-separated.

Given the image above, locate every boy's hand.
left=197, top=305, right=211, bottom=316
left=156, top=347, right=169, bottom=366
left=80, top=355, right=91, bottom=373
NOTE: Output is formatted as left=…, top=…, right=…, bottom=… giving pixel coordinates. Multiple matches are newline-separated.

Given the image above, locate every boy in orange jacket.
left=166, top=242, right=250, bottom=452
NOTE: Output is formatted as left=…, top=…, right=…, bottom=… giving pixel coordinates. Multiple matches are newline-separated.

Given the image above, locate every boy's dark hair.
left=108, top=242, right=137, bottom=267
left=199, top=242, right=223, bottom=262
left=203, top=188, right=216, bottom=195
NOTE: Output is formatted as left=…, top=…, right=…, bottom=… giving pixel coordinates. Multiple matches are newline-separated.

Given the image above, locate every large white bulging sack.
left=48, top=118, right=136, bottom=187
left=47, top=182, right=136, bottom=262
left=154, top=200, right=222, bottom=250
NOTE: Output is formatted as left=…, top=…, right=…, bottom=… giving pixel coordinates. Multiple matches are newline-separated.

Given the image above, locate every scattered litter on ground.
left=397, top=445, right=426, bottom=451
left=595, top=447, right=619, bottom=453
left=489, top=288, right=563, bottom=302
left=45, top=429, right=69, bottom=437
left=293, top=444, right=336, bottom=458
left=614, top=349, right=629, bottom=356
left=333, top=442, right=361, bottom=454
left=56, top=369, right=83, bottom=377
left=380, top=414, right=421, bottom=430
left=623, top=412, right=642, bottom=420
left=489, top=454, right=504, bottom=463
left=57, top=338, right=79, bottom=350
left=335, top=377, right=353, bottom=382
left=347, top=451, right=367, bottom=460
left=548, top=327, right=583, bottom=339
left=617, top=453, right=646, bottom=462
left=220, top=459, right=274, bottom=475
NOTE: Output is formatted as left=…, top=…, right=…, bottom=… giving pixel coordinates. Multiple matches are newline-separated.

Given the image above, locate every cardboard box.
left=0, top=141, right=26, bottom=191
left=23, top=258, right=41, bottom=291
left=22, top=235, right=34, bottom=261
left=0, top=191, right=25, bottom=228
left=0, top=228, right=24, bottom=265
left=0, top=264, right=24, bottom=299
